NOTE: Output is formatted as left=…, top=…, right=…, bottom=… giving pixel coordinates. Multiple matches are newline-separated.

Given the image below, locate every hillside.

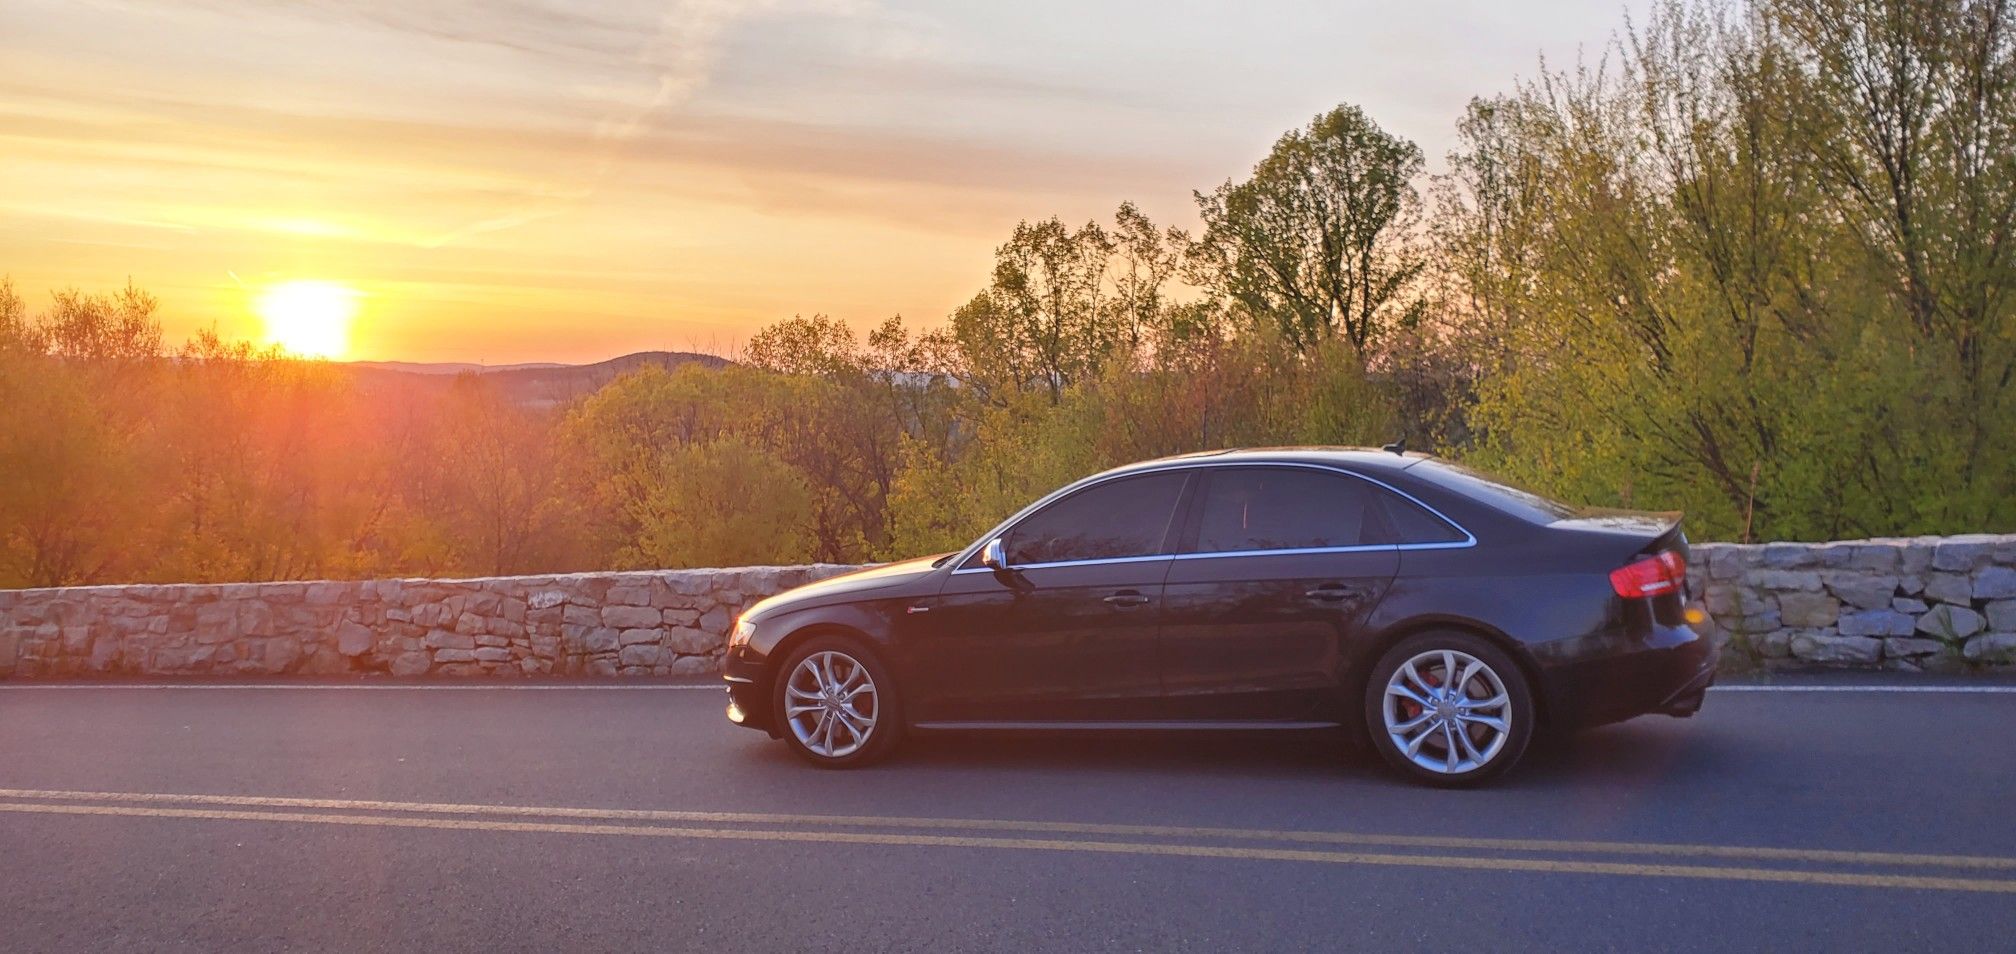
left=343, top=351, right=729, bottom=408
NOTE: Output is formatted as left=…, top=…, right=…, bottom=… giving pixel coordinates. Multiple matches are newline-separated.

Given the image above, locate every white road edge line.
left=0, top=682, right=2012, bottom=693
left=1708, top=685, right=2016, bottom=694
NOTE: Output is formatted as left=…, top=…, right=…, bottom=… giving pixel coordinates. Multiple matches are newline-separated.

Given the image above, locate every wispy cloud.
left=3, top=0, right=1653, bottom=361
left=534, top=0, right=879, bottom=247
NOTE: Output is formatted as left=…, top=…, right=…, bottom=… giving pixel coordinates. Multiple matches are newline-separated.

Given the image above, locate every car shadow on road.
left=892, top=730, right=1359, bottom=782
left=1505, top=718, right=1770, bottom=789
left=740, top=718, right=1759, bottom=792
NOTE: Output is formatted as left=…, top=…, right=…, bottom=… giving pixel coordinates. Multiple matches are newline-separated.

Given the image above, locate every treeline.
left=2, top=0, right=2011, bottom=588
left=0, top=280, right=578, bottom=586
left=1445, top=0, right=2016, bottom=543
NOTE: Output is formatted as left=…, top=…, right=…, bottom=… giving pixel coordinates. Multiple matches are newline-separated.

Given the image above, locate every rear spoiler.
left=1549, top=510, right=1687, bottom=558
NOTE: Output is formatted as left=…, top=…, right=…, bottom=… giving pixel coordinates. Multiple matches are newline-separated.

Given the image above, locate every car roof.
left=1099, top=446, right=1434, bottom=480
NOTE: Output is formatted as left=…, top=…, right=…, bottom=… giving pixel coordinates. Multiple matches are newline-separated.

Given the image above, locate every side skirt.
left=908, top=720, right=1342, bottom=732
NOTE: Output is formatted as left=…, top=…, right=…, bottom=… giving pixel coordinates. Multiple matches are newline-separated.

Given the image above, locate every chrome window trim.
left=949, top=553, right=1173, bottom=575
left=947, top=459, right=1477, bottom=575
left=1173, top=543, right=1396, bottom=561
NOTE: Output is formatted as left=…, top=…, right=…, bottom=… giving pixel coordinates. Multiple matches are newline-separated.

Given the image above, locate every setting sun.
left=256, top=280, right=358, bottom=358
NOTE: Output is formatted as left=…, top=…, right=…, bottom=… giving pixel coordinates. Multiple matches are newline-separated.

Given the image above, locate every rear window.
left=1406, top=461, right=1581, bottom=525
left=1375, top=493, right=1469, bottom=544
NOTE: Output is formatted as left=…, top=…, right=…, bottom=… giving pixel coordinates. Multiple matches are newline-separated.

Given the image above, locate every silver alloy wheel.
left=784, top=650, right=879, bottom=758
left=1381, top=649, right=1512, bottom=775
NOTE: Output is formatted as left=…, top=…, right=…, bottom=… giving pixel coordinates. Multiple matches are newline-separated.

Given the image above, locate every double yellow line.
left=3, top=787, right=2012, bottom=894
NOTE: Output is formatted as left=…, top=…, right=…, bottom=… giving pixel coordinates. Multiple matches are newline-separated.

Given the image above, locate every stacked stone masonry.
left=0, top=566, right=859, bottom=678
left=1692, top=534, right=2016, bottom=672
left=0, top=534, right=2012, bottom=678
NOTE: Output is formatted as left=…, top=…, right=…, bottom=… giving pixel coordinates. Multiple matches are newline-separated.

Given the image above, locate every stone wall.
left=1, top=533, right=2013, bottom=679
left=0, top=566, right=859, bottom=678
left=1693, top=534, right=2016, bottom=672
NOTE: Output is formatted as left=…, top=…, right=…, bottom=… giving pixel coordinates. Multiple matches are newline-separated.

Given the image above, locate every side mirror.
left=981, top=537, right=1009, bottom=570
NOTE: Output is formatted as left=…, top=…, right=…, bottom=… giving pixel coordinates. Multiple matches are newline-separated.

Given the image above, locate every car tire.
left=772, top=634, right=904, bottom=769
left=1363, top=630, right=1534, bottom=787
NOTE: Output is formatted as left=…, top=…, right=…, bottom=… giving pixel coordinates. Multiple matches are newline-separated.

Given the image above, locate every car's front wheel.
left=773, top=635, right=903, bottom=768
left=1364, top=631, right=1534, bottom=787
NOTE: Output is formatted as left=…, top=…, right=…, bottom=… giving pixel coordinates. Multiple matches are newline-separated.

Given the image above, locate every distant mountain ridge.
left=347, top=360, right=573, bottom=375
left=342, top=350, right=730, bottom=408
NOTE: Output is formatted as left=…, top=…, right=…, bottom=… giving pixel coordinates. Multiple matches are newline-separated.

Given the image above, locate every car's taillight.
left=1611, top=550, right=1686, bottom=598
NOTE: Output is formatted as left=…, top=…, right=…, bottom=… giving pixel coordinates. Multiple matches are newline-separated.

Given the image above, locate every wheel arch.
left=765, top=621, right=878, bottom=682
left=1346, top=616, right=1553, bottom=730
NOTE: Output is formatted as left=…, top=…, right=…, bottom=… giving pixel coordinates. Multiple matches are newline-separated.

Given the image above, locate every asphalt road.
left=3, top=679, right=2014, bottom=952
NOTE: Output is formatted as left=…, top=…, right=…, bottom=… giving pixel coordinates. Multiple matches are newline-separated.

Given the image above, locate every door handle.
left=1304, top=585, right=1352, bottom=602
left=1103, top=590, right=1152, bottom=608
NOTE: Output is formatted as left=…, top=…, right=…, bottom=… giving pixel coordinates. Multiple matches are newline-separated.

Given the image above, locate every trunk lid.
left=1549, top=509, right=1686, bottom=558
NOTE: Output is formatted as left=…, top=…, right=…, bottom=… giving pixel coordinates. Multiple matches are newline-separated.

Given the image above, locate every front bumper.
left=722, top=652, right=776, bottom=735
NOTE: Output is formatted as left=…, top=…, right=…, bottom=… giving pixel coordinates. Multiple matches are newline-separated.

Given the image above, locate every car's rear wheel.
left=1364, top=631, right=1533, bottom=787
left=773, top=635, right=903, bottom=768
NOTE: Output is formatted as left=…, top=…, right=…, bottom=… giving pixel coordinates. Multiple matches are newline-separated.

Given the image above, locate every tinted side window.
left=1374, top=492, right=1468, bottom=544
left=1003, top=472, right=1188, bottom=565
left=1190, top=468, right=1376, bottom=553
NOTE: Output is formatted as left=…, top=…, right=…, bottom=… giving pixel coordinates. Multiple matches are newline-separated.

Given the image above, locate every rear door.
left=1157, top=466, right=1399, bottom=721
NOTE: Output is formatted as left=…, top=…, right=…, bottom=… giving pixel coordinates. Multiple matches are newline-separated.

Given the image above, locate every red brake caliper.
left=1401, top=669, right=1439, bottom=720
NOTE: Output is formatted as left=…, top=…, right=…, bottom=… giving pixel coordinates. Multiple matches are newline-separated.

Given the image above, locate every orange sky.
left=1, top=0, right=1641, bottom=363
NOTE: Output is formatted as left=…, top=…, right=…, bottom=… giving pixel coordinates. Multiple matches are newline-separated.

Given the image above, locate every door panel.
left=1160, top=549, right=1397, bottom=720
left=1156, top=467, right=1401, bottom=721
left=920, top=559, right=1172, bottom=721
left=908, top=470, right=1192, bottom=722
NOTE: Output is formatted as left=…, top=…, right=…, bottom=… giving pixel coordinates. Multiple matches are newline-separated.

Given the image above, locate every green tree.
left=1444, top=0, right=2016, bottom=540
left=1194, top=105, right=1428, bottom=356
left=943, top=206, right=1187, bottom=405
left=942, top=218, right=1116, bottom=405
left=0, top=282, right=162, bottom=586
left=150, top=332, right=373, bottom=582
left=396, top=375, right=581, bottom=576
left=621, top=438, right=819, bottom=569
left=884, top=391, right=1104, bottom=556
left=745, top=313, right=964, bottom=558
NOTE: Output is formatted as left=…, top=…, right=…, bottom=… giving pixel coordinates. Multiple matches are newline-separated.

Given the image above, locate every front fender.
left=728, top=598, right=912, bottom=690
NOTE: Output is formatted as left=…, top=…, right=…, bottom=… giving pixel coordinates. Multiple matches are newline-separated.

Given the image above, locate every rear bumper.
left=1549, top=619, right=1719, bottom=730
left=1653, top=653, right=1718, bottom=717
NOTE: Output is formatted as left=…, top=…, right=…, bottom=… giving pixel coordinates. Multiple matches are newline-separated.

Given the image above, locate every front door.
left=911, top=470, right=1193, bottom=723
left=1158, top=467, right=1399, bottom=721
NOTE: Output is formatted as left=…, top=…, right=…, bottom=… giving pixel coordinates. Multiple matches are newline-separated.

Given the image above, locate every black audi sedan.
left=723, top=448, right=1716, bottom=786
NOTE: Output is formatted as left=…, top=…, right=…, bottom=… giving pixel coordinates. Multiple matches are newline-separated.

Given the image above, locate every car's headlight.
left=728, top=616, right=756, bottom=650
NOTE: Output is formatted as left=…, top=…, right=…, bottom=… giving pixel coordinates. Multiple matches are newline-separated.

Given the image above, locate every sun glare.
left=256, top=280, right=358, bottom=358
